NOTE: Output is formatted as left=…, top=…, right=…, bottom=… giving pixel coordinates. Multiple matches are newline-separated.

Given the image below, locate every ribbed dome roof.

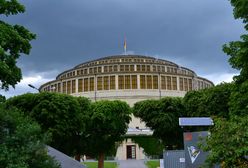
left=74, top=54, right=178, bottom=68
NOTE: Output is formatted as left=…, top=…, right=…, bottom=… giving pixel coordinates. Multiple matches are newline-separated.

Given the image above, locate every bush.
left=0, top=105, right=60, bottom=168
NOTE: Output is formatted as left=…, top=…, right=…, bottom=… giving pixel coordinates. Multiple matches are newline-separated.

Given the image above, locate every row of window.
left=58, top=65, right=194, bottom=79
left=78, top=58, right=174, bottom=68
left=43, top=75, right=204, bottom=93
left=179, top=77, right=192, bottom=91
left=197, top=81, right=211, bottom=90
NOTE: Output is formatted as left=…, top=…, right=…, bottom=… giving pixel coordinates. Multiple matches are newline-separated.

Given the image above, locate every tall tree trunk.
left=75, top=154, right=81, bottom=162
left=98, top=152, right=104, bottom=168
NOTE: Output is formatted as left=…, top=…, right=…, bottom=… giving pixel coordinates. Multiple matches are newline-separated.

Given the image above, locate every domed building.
left=40, top=55, right=213, bottom=160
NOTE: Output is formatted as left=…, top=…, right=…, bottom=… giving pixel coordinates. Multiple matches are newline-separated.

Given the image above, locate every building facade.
left=40, top=55, right=214, bottom=160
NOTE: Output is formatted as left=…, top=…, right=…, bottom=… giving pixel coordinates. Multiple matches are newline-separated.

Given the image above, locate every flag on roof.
left=124, top=36, right=127, bottom=54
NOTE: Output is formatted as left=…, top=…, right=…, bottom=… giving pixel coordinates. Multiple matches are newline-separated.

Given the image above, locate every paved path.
left=118, top=160, right=147, bottom=168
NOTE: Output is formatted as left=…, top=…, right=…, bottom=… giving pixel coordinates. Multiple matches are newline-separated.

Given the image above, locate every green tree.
left=201, top=0, right=248, bottom=166
left=223, top=0, right=248, bottom=116
left=202, top=117, right=248, bottom=167
left=228, top=0, right=248, bottom=30
left=0, top=0, right=36, bottom=90
left=133, top=97, right=185, bottom=149
left=0, top=105, right=60, bottom=168
left=0, top=94, right=6, bottom=103
left=86, top=100, right=131, bottom=168
left=229, top=81, right=248, bottom=116
left=73, top=96, right=92, bottom=161
left=5, top=92, right=91, bottom=158
left=184, top=83, right=233, bottom=118
left=183, top=90, right=206, bottom=117
left=129, top=136, right=164, bottom=157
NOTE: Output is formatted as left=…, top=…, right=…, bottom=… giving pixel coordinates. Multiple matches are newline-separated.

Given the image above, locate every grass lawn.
left=82, top=161, right=117, bottom=168
left=146, top=160, right=160, bottom=168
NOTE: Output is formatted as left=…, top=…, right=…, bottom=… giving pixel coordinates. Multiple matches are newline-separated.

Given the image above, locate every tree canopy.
left=184, top=83, right=233, bottom=118
left=0, top=105, right=60, bottom=168
left=0, top=0, right=36, bottom=90
left=129, top=136, right=164, bottom=157
left=0, top=94, right=6, bottom=103
left=229, top=0, right=248, bottom=30
left=6, top=94, right=131, bottom=168
left=200, top=0, right=248, bottom=166
left=222, top=0, right=248, bottom=116
left=5, top=92, right=91, bottom=156
left=133, top=97, right=185, bottom=149
left=85, top=100, right=131, bottom=168
left=202, top=117, right=248, bottom=167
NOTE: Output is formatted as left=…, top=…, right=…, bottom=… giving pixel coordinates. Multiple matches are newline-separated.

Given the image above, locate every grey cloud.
left=1, top=0, right=245, bottom=85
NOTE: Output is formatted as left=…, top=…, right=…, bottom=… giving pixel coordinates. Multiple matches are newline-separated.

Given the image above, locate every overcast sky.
left=0, top=0, right=245, bottom=98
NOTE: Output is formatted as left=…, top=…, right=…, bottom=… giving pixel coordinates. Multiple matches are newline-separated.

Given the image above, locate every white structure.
left=40, top=55, right=214, bottom=160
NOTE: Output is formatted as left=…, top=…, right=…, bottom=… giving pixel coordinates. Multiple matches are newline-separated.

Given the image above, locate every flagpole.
left=124, top=36, right=127, bottom=55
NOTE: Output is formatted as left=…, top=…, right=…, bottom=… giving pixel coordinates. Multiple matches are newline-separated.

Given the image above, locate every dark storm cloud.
left=4, top=0, right=244, bottom=69
left=0, top=0, right=245, bottom=97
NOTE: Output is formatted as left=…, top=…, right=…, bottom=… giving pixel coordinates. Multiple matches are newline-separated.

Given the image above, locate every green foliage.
left=0, top=0, right=25, bottom=16
left=85, top=100, right=131, bottom=157
left=202, top=117, right=248, bottom=167
left=223, top=34, right=248, bottom=85
left=0, top=94, right=6, bottom=103
left=6, top=96, right=131, bottom=168
left=184, top=83, right=233, bottom=118
left=0, top=0, right=36, bottom=90
left=222, top=0, right=248, bottom=116
left=0, top=105, right=60, bottom=168
left=133, top=97, right=184, bottom=149
left=129, top=136, right=163, bottom=156
left=183, top=90, right=206, bottom=117
left=229, top=81, right=248, bottom=116
left=229, top=0, right=248, bottom=30
left=198, top=1, right=248, bottom=166
left=5, top=92, right=91, bottom=156
left=183, top=84, right=248, bottom=166
left=82, top=100, right=131, bottom=168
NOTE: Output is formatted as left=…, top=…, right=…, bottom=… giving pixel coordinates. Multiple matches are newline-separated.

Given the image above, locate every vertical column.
left=193, top=77, right=197, bottom=90
left=65, top=81, right=67, bottom=94
left=116, top=74, right=118, bottom=90
left=158, top=72, right=161, bottom=99
left=94, top=74, right=97, bottom=102
left=137, top=74, right=140, bottom=89
left=177, top=76, right=180, bottom=91
left=75, top=78, right=78, bottom=93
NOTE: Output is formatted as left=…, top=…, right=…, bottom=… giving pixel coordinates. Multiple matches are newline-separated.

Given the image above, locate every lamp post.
left=28, top=84, right=40, bottom=92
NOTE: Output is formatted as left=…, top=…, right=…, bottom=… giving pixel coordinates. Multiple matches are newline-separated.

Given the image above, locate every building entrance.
left=126, top=145, right=136, bottom=159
